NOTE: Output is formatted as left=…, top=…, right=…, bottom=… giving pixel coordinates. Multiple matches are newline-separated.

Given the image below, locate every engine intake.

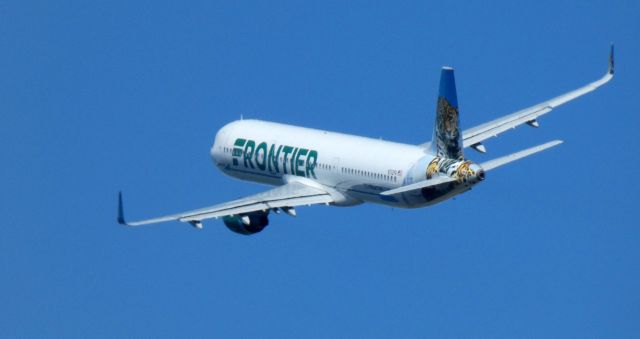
left=223, top=211, right=269, bottom=235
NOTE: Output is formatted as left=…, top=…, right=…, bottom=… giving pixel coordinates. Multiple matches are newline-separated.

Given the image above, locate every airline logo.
left=232, top=138, right=318, bottom=179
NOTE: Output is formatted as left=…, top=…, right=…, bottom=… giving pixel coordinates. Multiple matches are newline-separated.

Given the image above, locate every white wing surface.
left=462, top=46, right=613, bottom=150
left=118, top=181, right=334, bottom=227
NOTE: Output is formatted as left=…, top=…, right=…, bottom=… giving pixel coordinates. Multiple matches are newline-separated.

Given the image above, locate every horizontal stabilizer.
left=380, top=175, right=456, bottom=196
left=481, top=140, right=563, bottom=171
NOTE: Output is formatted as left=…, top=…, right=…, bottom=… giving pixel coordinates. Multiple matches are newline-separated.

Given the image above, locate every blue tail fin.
left=431, top=67, right=464, bottom=160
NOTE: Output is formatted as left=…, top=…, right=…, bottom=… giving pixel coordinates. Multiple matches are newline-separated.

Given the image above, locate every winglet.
left=608, top=43, right=614, bottom=75
left=117, top=191, right=127, bottom=225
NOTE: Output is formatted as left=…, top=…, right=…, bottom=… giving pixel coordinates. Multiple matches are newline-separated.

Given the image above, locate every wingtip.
left=608, top=43, right=615, bottom=75
left=117, top=191, right=127, bottom=225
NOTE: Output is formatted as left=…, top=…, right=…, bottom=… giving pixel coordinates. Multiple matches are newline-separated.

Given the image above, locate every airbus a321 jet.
left=118, top=47, right=614, bottom=235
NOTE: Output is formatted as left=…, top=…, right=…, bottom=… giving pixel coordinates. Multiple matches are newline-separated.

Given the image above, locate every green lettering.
left=268, top=144, right=283, bottom=173
left=290, top=148, right=298, bottom=175
left=306, top=150, right=318, bottom=179
left=255, top=142, right=268, bottom=170
left=234, top=140, right=317, bottom=177
left=281, top=146, right=293, bottom=174
left=295, top=149, right=308, bottom=177
left=232, top=138, right=246, bottom=166
left=243, top=140, right=255, bottom=168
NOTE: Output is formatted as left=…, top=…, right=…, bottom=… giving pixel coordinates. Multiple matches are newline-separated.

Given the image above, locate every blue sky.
left=2, top=1, right=639, bottom=337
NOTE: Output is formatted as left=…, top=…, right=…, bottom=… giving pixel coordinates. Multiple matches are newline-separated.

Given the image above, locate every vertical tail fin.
left=431, top=67, right=464, bottom=160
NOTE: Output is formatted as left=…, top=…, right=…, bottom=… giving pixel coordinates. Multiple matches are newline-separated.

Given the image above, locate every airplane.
left=118, top=46, right=614, bottom=235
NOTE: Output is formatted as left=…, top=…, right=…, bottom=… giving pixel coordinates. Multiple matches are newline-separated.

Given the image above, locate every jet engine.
left=223, top=210, right=270, bottom=235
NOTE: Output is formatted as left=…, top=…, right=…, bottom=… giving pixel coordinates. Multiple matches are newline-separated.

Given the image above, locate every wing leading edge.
left=117, top=181, right=334, bottom=227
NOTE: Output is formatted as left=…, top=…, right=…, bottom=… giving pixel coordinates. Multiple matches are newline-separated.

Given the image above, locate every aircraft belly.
left=338, top=180, right=472, bottom=209
left=335, top=181, right=406, bottom=207
left=401, top=184, right=471, bottom=208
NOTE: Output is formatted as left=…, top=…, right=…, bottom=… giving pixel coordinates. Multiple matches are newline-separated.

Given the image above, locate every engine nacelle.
left=223, top=211, right=269, bottom=235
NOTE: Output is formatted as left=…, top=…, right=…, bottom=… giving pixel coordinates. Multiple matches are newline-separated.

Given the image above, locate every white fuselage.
left=211, top=120, right=472, bottom=208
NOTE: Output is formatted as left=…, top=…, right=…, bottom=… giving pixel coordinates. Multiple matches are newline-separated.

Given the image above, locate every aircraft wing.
left=118, top=181, right=334, bottom=227
left=429, top=46, right=614, bottom=152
